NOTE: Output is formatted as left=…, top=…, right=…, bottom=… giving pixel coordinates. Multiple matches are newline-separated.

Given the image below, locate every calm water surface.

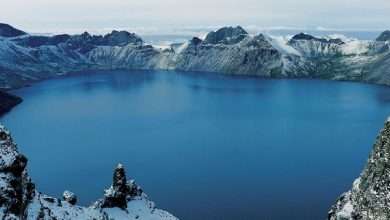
left=2, top=70, right=390, bottom=220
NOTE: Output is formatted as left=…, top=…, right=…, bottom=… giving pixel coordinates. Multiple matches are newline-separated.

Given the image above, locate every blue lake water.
left=2, top=70, right=390, bottom=220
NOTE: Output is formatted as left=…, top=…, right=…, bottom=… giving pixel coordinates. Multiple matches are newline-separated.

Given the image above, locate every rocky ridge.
left=0, top=23, right=26, bottom=38
left=328, top=118, right=390, bottom=220
left=1, top=24, right=390, bottom=91
left=0, top=125, right=178, bottom=220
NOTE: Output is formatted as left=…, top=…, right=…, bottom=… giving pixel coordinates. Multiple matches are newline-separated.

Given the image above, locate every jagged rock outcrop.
left=0, top=91, right=22, bottom=116
left=95, top=164, right=143, bottom=210
left=0, top=125, right=178, bottom=220
left=287, top=33, right=344, bottom=57
left=203, top=26, right=248, bottom=45
left=62, top=191, right=77, bottom=205
left=328, top=118, right=390, bottom=220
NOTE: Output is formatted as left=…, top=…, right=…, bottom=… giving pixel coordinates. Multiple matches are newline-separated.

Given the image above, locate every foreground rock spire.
left=0, top=125, right=178, bottom=220
left=96, top=163, right=143, bottom=209
left=329, top=118, right=390, bottom=219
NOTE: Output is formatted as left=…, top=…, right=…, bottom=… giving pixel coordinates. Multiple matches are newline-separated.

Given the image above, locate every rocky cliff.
left=328, top=118, right=390, bottom=220
left=0, top=125, right=178, bottom=220
left=0, top=91, right=22, bottom=116
left=1, top=24, right=390, bottom=90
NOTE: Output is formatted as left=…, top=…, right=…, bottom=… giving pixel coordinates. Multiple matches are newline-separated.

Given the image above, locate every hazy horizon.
left=1, top=0, right=389, bottom=35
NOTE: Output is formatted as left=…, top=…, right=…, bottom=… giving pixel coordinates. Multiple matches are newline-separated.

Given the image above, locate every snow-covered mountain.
left=0, top=125, right=178, bottom=220
left=328, top=118, right=390, bottom=220
left=1, top=24, right=390, bottom=90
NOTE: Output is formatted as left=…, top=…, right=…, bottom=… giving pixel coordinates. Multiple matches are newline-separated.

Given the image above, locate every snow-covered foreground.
left=0, top=124, right=178, bottom=220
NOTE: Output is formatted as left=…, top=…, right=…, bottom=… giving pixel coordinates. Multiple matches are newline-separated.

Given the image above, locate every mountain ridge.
left=0, top=23, right=389, bottom=91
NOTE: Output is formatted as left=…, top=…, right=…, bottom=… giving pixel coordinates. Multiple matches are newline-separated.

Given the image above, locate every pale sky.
left=1, top=0, right=390, bottom=34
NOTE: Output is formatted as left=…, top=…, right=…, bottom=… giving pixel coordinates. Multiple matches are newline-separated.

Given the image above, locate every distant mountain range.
left=0, top=23, right=389, bottom=91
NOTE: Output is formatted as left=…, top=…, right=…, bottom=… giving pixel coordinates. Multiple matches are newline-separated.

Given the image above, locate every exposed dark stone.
left=0, top=23, right=26, bottom=37
left=291, top=33, right=317, bottom=41
left=4, top=154, right=28, bottom=176
left=290, top=33, right=344, bottom=45
left=203, top=26, right=248, bottom=45
left=99, top=164, right=143, bottom=210
left=101, top=164, right=129, bottom=209
left=0, top=91, right=22, bottom=117
left=0, top=131, right=7, bottom=140
left=58, top=30, right=143, bottom=53
left=13, top=34, right=71, bottom=48
left=43, top=197, right=56, bottom=203
left=190, top=37, right=202, bottom=46
left=102, top=30, right=143, bottom=46
left=63, top=191, right=77, bottom=205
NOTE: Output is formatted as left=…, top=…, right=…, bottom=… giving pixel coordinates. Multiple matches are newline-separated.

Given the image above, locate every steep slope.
left=171, top=27, right=283, bottom=76
left=328, top=118, right=390, bottom=220
left=283, top=32, right=390, bottom=83
left=0, top=125, right=178, bottom=220
left=0, top=23, right=26, bottom=38
left=0, top=91, right=22, bottom=116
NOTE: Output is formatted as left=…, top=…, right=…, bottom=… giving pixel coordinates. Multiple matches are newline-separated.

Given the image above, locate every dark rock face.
left=13, top=34, right=71, bottom=48
left=203, top=26, right=248, bottom=45
left=0, top=125, right=35, bottom=218
left=65, top=30, right=143, bottom=53
left=376, top=30, right=390, bottom=42
left=329, top=119, right=390, bottom=219
left=102, top=30, right=143, bottom=46
left=290, top=33, right=344, bottom=45
left=190, top=37, right=202, bottom=46
left=99, top=164, right=143, bottom=209
left=62, top=190, right=77, bottom=205
left=13, top=30, right=143, bottom=53
left=0, top=23, right=26, bottom=38
left=0, top=91, right=22, bottom=116
left=291, top=33, right=317, bottom=41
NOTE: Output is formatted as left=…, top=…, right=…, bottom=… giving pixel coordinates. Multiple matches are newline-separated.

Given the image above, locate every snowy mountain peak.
left=203, top=26, right=249, bottom=45
left=0, top=23, right=26, bottom=37
left=102, top=30, right=143, bottom=46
